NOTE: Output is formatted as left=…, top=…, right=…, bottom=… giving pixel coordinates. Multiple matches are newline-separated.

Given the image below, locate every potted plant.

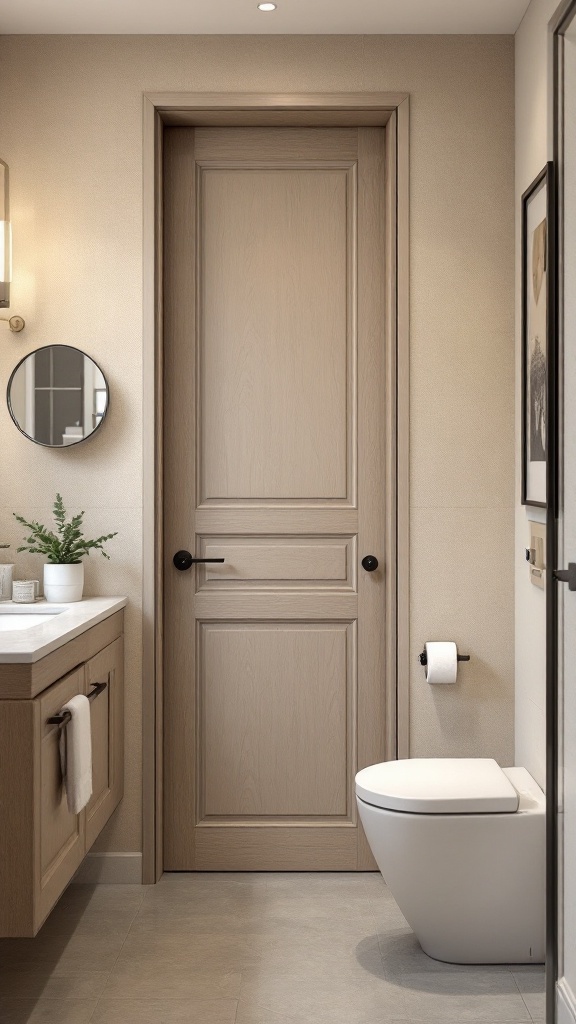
left=14, top=494, right=117, bottom=603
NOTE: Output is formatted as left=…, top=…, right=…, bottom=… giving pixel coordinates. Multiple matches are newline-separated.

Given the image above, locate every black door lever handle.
left=554, top=563, right=576, bottom=591
left=173, top=550, right=225, bottom=571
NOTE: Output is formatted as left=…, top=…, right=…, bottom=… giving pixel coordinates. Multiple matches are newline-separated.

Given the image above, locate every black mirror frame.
left=6, top=344, right=110, bottom=448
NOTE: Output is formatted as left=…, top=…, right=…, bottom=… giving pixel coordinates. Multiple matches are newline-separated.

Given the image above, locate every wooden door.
left=163, top=126, right=388, bottom=870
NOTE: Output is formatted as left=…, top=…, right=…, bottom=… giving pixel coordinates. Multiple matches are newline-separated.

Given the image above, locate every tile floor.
left=0, top=873, right=545, bottom=1023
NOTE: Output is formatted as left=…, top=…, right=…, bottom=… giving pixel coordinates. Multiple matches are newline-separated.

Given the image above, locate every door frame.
left=141, top=92, right=410, bottom=884
left=549, top=5, right=576, bottom=1021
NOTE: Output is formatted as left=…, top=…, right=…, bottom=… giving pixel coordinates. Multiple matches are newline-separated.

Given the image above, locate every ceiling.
left=0, top=0, right=531, bottom=35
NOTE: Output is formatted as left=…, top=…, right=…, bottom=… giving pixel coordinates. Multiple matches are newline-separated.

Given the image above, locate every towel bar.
left=47, top=680, right=107, bottom=727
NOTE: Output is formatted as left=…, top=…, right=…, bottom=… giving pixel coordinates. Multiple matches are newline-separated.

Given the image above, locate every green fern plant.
left=14, top=494, right=117, bottom=564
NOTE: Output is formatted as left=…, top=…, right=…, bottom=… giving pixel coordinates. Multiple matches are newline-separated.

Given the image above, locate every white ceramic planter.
left=43, top=563, right=84, bottom=603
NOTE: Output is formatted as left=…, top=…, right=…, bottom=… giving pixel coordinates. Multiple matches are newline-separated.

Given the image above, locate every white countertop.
left=0, top=597, right=127, bottom=663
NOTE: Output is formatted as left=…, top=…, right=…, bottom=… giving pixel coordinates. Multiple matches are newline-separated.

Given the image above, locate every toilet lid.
left=355, top=758, right=519, bottom=814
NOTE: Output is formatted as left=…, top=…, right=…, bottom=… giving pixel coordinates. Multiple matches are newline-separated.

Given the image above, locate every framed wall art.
left=522, top=162, right=554, bottom=507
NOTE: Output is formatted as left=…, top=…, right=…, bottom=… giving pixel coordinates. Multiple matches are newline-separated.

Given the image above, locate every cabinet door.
left=36, top=666, right=85, bottom=929
left=84, top=636, right=124, bottom=849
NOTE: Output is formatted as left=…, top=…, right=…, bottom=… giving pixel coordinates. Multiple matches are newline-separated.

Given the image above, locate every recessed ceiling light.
left=257, top=3, right=277, bottom=10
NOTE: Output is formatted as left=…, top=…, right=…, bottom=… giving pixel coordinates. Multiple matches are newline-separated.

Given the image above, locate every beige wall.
left=0, top=34, right=515, bottom=854
left=514, top=0, right=559, bottom=790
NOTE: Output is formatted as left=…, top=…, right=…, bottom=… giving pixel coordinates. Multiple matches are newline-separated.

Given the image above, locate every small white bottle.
left=0, top=564, right=15, bottom=602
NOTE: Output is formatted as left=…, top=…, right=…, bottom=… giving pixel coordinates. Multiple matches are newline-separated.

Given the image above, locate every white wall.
left=515, top=0, right=559, bottom=789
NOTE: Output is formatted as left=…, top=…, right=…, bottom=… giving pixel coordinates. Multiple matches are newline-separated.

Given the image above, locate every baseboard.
left=558, top=977, right=576, bottom=1024
left=72, top=852, right=143, bottom=884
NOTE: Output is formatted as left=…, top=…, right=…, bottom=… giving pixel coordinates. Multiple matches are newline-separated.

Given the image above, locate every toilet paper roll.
left=424, top=641, right=458, bottom=684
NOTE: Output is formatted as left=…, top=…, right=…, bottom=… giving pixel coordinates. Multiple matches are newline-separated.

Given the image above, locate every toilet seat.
left=355, top=757, right=519, bottom=814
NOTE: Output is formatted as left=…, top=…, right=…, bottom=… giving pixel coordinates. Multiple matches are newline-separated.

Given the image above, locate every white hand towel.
left=59, top=694, right=93, bottom=815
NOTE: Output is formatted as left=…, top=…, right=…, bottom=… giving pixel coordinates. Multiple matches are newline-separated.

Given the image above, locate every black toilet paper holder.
left=418, top=646, right=471, bottom=667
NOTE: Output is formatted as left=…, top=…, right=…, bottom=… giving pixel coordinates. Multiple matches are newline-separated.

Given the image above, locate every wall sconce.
left=1, top=159, right=12, bottom=309
left=0, top=158, right=25, bottom=332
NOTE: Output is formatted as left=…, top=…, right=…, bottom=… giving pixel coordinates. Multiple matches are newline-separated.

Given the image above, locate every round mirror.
left=7, top=345, right=109, bottom=448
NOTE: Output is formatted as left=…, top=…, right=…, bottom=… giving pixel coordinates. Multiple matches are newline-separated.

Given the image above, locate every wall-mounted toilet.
left=355, top=758, right=545, bottom=964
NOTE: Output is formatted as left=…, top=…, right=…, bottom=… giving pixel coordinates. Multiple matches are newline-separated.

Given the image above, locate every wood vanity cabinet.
left=0, top=610, right=124, bottom=937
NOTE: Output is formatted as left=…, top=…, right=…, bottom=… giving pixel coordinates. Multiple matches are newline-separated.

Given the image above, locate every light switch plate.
left=528, top=522, right=546, bottom=589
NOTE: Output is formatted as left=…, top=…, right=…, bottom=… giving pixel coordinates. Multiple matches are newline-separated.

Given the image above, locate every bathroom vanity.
left=0, top=597, right=126, bottom=936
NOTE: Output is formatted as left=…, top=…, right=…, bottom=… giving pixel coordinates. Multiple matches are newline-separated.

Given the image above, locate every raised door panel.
left=84, top=636, right=124, bottom=850
left=36, top=667, right=85, bottom=928
left=198, top=535, right=355, bottom=589
left=198, top=164, right=355, bottom=504
left=199, top=622, right=354, bottom=819
left=193, top=826, right=358, bottom=872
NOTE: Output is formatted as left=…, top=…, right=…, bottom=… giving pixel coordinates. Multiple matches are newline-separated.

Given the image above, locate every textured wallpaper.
left=0, top=34, right=515, bottom=853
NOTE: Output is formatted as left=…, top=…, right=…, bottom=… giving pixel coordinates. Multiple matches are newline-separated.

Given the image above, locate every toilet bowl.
left=355, top=758, right=545, bottom=964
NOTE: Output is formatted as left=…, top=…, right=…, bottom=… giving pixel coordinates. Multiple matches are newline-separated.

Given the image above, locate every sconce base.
left=0, top=315, right=25, bottom=332
left=0, top=283, right=8, bottom=308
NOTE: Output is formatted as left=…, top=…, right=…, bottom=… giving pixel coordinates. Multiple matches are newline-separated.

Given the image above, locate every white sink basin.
left=0, top=605, right=66, bottom=631
left=0, top=598, right=125, bottom=663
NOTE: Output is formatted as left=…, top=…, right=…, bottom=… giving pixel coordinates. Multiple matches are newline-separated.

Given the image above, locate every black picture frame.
left=521, top=162, right=555, bottom=507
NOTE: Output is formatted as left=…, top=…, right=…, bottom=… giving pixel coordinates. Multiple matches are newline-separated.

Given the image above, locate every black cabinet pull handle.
left=87, top=681, right=108, bottom=702
left=47, top=681, right=108, bottom=727
left=173, top=550, right=225, bottom=571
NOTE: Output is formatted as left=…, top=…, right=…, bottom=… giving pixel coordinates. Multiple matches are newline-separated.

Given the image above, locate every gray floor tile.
left=102, top=966, right=242, bottom=1002
left=239, top=950, right=409, bottom=1024
left=235, top=1003, right=300, bottom=1024
left=91, top=997, right=238, bottom=1022
left=236, top=1010, right=412, bottom=1024
left=0, top=972, right=109, bottom=1000
left=0, top=998, right=98, bottom=1022
left=0, top=913, right=133, bottom=945
left=0, top=932, right=127, bottom=972
left=143, top=874, right=267, bottom=902
left=139, top=881, right=270, bottom=927
left=114, top=930, right=259, bottom=972
left=132, top=898, right=270, bottom=931
left=231, top=929, right=383, bottom=980
left=372, top=908, right=416, bottom=944
left=512, top=968, right=546, bottom=1021
left=400, top=970, right=531, bottom=1022
left=129, top=906, right=276, bottom=934
left=59, top=884, right=144, bottom=915
left=261, top=874, right=379, bottom=920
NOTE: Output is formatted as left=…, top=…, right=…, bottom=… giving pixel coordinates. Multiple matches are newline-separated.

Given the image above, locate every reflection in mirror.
left=7, top=345, right=109, bottom=447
